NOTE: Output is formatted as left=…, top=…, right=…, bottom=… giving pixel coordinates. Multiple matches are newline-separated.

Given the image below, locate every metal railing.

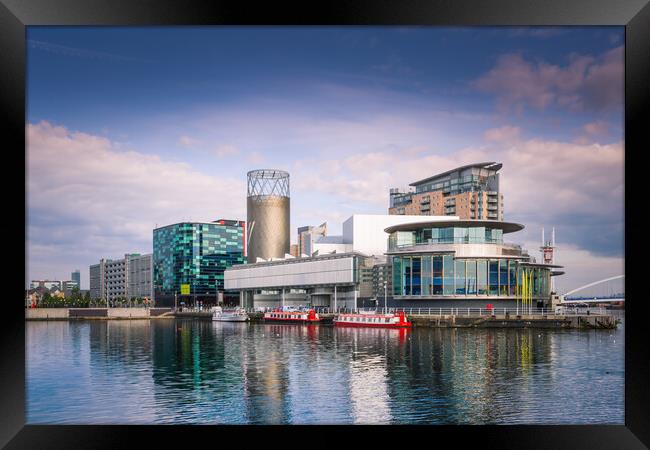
left=316, top=306, right=610, bottom=316
left=200, top=305, right=615, bottom=317
left=369, top=306, right=610, bottom=317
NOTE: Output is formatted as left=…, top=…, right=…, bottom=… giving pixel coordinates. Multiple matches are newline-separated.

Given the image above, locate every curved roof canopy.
left=384, top=220, right=524, bottom=234
left=409, top=162, right=502, bottom=187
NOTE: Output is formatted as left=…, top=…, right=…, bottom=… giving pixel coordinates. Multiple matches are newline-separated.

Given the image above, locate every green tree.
left=42, top=291, right=52, bottom=307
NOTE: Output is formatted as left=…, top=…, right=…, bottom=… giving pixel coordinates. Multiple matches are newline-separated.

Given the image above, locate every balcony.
left=390, top=238, right=521, bottom=250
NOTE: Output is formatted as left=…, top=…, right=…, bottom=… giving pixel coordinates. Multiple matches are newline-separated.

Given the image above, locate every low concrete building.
left=224, top=251, right=378, bottom=310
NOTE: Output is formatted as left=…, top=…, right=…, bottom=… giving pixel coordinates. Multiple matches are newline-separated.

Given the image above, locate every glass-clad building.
left=153, top=219, right=246, bottom=306
left=385, top=220, right=563, bottom=307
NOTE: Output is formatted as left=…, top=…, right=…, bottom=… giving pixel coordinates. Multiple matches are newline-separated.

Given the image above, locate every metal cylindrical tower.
left=246, top=169, right=290, bottom=263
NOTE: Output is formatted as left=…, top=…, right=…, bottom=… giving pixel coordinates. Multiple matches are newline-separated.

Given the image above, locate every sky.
left=26, top=26, right=625, bottom=292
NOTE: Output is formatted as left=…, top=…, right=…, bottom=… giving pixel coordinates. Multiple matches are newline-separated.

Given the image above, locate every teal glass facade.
left=389, top=226, right=504, bottom=250
left=392, top=255, right=551, bottom=299
left=153, top=221, right=245, bottom=298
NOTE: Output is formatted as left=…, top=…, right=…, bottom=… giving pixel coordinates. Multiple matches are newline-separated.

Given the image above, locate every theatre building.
left=385, top=220, right=563, bottom=309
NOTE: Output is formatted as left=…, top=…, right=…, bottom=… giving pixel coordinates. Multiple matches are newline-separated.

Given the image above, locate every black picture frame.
left=2, top=0, right=647, bottom=448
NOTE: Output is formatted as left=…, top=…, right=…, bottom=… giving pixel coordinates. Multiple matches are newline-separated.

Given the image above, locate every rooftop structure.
left=247, top=169, right=290, bottom=263
left=297, top=222, right=327, bottom=257
left=389, top=162, right=504, bottom=220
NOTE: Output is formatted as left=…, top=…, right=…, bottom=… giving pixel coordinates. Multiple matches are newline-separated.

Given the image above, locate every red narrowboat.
left=263, top=309, right=321, bottom=323
left=333, top=311, right=412, bottom=328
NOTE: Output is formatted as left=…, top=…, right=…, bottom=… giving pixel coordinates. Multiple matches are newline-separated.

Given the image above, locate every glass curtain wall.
left=395, top=227, right=506, bottom=247
left=391, top=255, right=551, bottom=298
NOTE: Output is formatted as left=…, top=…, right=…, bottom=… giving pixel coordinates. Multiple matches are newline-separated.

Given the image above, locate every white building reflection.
left=343, top=328, right=399, bottom=424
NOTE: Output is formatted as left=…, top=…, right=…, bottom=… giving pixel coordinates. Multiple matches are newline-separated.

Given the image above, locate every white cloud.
left=212, top=144, right=239, bottom=158
left=27, top=121, right=246, bottom=287
left=582, top=120, right=609, bottom=136
left=247, top=151, right=265, bottom=165
left=483, top=126, right=521, bottom=143
left=178, top=135, right=201, bottom=147
left=472, top=46, right=623, bottom=113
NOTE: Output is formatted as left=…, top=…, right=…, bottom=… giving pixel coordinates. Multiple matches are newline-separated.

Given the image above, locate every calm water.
left=26, top=318, right=624, bottom=424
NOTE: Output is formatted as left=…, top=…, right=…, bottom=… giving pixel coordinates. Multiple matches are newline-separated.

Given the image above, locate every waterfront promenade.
left=25, top=306, right=620, bottom=329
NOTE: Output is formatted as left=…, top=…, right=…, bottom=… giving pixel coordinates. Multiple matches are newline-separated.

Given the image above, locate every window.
left=466, top=260, right=477, bottom=295
left=489, top=260, right=499, bottom=295
left=393, top=257, right=402, bottom=296
left=443, top=255, right=455, bottom=295
left=432, top=255, right=443, bottom=295
left=411, top=257, right=421, bottom=295
left=422, top=256, right=432, bottom=296
left=455, top=259, right=466, bottom=295
left=477, top=260, right=488, bottom=295
left=509, top=261, right=517, bottom=296
left=499, top=260, right=509, bottom=295
left=403, top=257, right=412, bottom=295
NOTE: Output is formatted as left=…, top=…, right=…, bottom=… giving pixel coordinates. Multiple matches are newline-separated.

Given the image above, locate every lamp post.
left=384, top=280, right=387, bottom=314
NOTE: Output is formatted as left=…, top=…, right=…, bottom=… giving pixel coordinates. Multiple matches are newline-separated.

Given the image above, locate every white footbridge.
left=560, top=275, right=625, bottom=304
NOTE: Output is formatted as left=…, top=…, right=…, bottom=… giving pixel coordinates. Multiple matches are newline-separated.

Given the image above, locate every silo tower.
left=246, top=169, right=290, bottom=263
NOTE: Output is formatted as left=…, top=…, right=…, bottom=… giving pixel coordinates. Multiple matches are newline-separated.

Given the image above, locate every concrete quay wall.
left=25, top=308, right=70, bottom=319
left=25, top=308, right=173, bottom=320
left=407, top=313, right=618, bottom=329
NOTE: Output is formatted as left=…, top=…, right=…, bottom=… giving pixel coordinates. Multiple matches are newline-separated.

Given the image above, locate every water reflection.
left=26, top=320, right=624, bottom=424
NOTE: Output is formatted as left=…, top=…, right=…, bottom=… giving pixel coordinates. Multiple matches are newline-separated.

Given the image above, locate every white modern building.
left=224, top=214, right=461, bottom=310
left=312, top=214, right=459, bottom=257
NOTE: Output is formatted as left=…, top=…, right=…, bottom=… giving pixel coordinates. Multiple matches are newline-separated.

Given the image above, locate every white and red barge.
left=333, top=311, right=412, bottom=328
left=263, top=309, right=321, bottom=324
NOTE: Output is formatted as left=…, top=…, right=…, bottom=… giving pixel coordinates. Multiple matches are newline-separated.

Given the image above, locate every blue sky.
left=26, top=26, right=624, bottom=291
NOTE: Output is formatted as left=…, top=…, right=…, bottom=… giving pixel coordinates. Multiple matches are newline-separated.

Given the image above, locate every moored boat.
left=212, top=306, right=249, bottom=322
left=333, top=311, right=412, bottom=328
left=263, top=309, right=320, bottom=323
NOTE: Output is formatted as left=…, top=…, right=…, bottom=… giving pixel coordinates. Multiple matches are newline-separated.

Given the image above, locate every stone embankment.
left=25, top=307, right=173, bottom=320
left=406, top=313, right=618, bottom=329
